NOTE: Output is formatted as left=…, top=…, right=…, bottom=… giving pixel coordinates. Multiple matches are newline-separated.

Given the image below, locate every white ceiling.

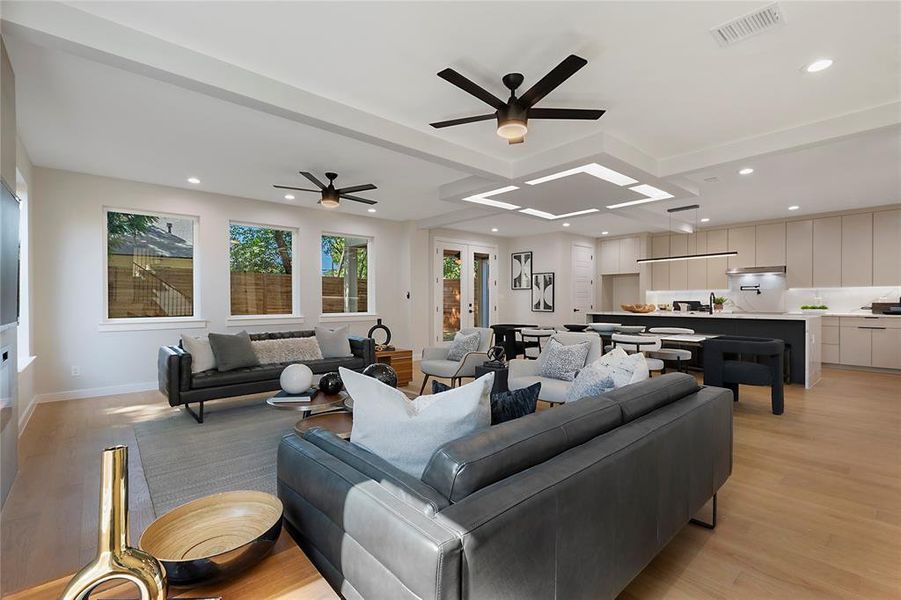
left=4, top=1, right=900, bottom=234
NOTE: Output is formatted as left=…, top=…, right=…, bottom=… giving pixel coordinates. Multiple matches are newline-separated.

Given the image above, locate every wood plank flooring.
left=1, top=367, right=899, bottom=598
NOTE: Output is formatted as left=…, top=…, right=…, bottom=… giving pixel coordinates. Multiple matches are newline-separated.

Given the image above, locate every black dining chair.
left=702, top=336, right=785, bottom=415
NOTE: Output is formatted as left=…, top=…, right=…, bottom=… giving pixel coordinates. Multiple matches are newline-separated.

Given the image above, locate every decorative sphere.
left=318, top=371, right=343, bottom=395
left=362, top=363, right=398, bottom=388
left=280, top=364, right=313, bottom=394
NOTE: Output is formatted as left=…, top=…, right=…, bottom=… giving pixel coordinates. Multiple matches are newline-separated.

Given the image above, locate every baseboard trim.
left=18, top=397, right=37, bottom=436
left=35, top=381, right=158, bottom=404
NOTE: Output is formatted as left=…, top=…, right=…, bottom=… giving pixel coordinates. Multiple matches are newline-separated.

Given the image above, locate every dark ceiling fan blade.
left=336, top=183, right=377, bottom=194
left=508, top=136, right=525, bottom=145
left=437, top=68, right=505, bottom=110
left=339, top=194, right=378, bottom=205
left=273, top=185, right=321, bottom=192
left=528, top=107, right=606, bottom=120
left=430, top=113, right=496, bottom=128
left=299, top=171, right=326, bottom=189
left=518, top=54, right=588, bottom=108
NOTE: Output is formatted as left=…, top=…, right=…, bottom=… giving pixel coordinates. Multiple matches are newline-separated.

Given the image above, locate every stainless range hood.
left=726, top=265, right=787, bottom=275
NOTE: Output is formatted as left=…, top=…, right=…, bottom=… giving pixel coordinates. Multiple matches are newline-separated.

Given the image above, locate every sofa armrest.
left=422, top=346, right=451, bottom=361
left=157, top=345, right=191, bottom=406
left=508, top=357, right=539, bottom=379
left=349, top=336, right=375, bottom=366
left=277, top=434, right=462, bottom=600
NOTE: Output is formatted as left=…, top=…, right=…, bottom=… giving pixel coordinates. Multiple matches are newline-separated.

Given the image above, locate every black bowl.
left=563, top=324, right=589, bottom=332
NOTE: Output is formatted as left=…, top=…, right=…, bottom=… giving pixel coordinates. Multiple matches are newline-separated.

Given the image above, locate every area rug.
left=134, top=400, right=301, bottom=516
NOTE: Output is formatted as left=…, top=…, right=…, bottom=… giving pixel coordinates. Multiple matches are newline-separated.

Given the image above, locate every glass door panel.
left=440, top=246, right=465, bottom=341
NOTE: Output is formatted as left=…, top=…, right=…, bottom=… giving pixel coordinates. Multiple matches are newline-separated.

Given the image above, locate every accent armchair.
left=507, top=331, right=602, bottom=405
left=419, top=327, right=492, bottom=393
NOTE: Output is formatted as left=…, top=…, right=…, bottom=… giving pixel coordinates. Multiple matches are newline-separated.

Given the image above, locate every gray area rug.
left=134, top=399, right=300, bottom=516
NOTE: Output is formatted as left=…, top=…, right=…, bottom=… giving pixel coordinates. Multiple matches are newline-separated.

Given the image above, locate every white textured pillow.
left=342, top=367, right=493, bottom=478
left=315, top=326, right=353, bottom=358
left=567, top=362, right=616, bottom=402
left=447, top=330, right=481, bottom=361
left=181, top=335, right=216, bottom=373
left=537, top=338, right=591, bottom=381
left=252, top=337, right=323, bottom=365
left=596, top=347, right=650, bottom=388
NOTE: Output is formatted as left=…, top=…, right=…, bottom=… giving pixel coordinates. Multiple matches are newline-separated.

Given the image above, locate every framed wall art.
left=531, top=272, right=555, bottom=312
left=511, top=251, right=532, bottom=290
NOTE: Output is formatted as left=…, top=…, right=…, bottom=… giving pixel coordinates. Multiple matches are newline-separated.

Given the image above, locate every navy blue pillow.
left=432, top=380, right=540, bottom=425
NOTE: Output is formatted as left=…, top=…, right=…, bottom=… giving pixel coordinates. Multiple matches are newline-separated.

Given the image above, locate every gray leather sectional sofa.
left=158, top=330, right=374, bottom=423
left=277, top=373, right=733, bottom=600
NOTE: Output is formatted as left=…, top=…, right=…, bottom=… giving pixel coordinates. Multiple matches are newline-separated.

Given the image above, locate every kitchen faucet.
left=709, top=292, right=716, bottom=314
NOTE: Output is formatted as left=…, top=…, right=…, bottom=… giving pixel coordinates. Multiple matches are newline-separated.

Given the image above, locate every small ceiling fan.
left=274, top=171, right=377, bottom=208
left=430, top=54, right=605, bottom=144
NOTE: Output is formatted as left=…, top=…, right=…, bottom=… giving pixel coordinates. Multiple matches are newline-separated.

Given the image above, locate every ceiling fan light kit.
left=273, top=171, right=377, bottom=209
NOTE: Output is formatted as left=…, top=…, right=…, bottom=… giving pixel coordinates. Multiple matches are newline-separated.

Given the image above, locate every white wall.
left=31, top=168, right=418, bottom=397
left=15, top=137, right=36, bottom=432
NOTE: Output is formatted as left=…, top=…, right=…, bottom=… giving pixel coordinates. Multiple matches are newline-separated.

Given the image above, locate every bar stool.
left=610, top=333, right=665, bottom=375
left=520, top=329, right=555, bottom=359
left=647, top=327, right=694, bottom=372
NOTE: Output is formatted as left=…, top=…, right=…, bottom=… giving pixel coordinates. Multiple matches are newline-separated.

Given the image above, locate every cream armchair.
left=419, top=327, right=492, bottom=393
left=508, top=332, right=602, bottom=405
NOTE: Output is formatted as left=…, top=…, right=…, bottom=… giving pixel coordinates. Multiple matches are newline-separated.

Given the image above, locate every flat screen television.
left=0, top=178, right=19, bottom=327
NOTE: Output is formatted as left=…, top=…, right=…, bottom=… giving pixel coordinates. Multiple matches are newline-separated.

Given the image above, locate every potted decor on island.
left=712, top=296, right=728, bottom=312
left=800, top=304, right=829, bottom=314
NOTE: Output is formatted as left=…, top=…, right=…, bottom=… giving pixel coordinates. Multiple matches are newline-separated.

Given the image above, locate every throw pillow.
left=343, top=367, right=492, bottom=478
left=447, top=330, right=481, bottom=362
left=537, top=338, right=591, bottom=381
left=596, top=347, right=650, bottom=388
left=252, top=337, right=323, bottom=365
left=566, top=362, right=616, bottom=402
left=315, top=326, right=353, bottom=358
left=207, top=331, right=260, bottom=372
left=433, top=380, right=540, bottom=425
left=181, top=334, right=216, bottom=373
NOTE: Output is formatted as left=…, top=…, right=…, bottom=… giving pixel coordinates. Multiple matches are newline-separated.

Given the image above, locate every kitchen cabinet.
left=727, top=226, right=756, bottom=269
left=839, top=325, right=872, bottom=367
left=668, top=234, right=688, bottom=291
left=706, top=229, right=728, bottom=289
left=841, top=213, right=873, bottom=287
left=835, top=317, right=901, bottom=369
left=599, top=239, right=619, bottom=274
left=813, top=217, right=842, bottom=287
left=651, top=235, right=669, bottom=290
left=599, top=236, right=641, bottom=275
left=755, top=222, right=786, bottom=266
left=874, top=209, right=901, bottom=286
left=872, top=328, right=901, bottom=370
left=687, top=232, right=707, bottom=289
left=786, top=220, right=813, bottom=288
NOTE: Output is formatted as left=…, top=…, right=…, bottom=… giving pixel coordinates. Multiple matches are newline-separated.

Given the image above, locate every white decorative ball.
left=280, top=364, right=314, bottom=395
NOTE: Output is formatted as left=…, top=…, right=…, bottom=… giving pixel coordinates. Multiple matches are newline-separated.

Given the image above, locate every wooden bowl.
left=621, top=304, right=657, bottom=313
left=139, top=490, right=283, bottom=587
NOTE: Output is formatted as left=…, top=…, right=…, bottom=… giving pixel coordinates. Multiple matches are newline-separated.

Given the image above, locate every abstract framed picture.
left=511, top=251, right=532, bottom=290
left=531, top=272, right=555, bottom=312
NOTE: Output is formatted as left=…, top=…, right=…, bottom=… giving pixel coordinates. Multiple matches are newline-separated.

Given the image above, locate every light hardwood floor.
left=2, top=367, right=900, bottom=598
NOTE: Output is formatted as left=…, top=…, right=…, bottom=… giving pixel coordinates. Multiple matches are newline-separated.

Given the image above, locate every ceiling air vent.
left=710, top=3, right=785, bottom=47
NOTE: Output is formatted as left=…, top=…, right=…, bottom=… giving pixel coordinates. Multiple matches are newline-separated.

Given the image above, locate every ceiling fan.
left=273, top=171, right=377, bottom=208
left=430, top=54, right=605, bottom=144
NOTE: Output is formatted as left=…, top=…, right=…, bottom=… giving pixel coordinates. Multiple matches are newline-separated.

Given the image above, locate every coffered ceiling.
left=3, top=1, right=899, bottom=235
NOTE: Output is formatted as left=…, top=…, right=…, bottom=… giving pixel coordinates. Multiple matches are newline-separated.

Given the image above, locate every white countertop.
left=586, top=311, right=819, bottom=321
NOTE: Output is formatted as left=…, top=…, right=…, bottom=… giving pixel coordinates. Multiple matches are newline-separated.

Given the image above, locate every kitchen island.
left=586, top=311, right=822, bottom=388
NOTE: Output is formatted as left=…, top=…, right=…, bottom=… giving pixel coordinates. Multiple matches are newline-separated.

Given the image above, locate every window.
left=230, top=223, right=295, bottom=316
left=106, top=209, right=195, bottom=319
left=321, top=234, right=370, bottom=314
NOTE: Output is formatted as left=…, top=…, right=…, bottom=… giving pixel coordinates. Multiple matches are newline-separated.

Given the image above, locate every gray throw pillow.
left=567, top=362, right=616, bottom=402
left=208, top=331, right=260, bottom=372
left=315, top=326, right=353, bottom=358
left=538, top=338, right=591, bottom=381
left=447, top=330, right=481, bottom=361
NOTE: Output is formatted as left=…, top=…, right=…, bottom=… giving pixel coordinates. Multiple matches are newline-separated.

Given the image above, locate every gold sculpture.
left=59, top=445, right=168, bottom=600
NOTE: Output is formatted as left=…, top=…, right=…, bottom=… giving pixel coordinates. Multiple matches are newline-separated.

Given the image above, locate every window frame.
left=100, top=206, right=204, bottom=331
left=227, top=220, right=302, bottom=323
left=319, top=231, right=376, bottom=321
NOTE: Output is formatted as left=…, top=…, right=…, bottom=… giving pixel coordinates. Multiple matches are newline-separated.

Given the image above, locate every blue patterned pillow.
left=567, top=362, right=616, bottom=402
left=433, top=380, right=540, bottom=425
left=537, top=338, right=591, bottom=381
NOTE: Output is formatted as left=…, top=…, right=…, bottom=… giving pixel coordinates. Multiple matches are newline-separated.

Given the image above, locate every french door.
left=434, top=240, right=497, bottom=343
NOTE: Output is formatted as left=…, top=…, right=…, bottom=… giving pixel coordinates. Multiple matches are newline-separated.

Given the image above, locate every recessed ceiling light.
left=805, top=58, right=833, bottom=73
left=187, top=177, right=200, bottom=184
left=462, top=186, right=520, bottom=210
left=284, top=194, right=295, bottom=200
left=525, top=163, right=638, bottom=187
left=491, top=227, right=499, bottom=232
left=562, top=222, right=571, bottom=228
left=367, top=208, right=377, bottom=213
left=701, top=217, right=711, bottom=222
left=738, top=167, right=754, bottom=175
left=788, top=205, right=800, bottom=211
left=601, top=231, right=609, bottom=235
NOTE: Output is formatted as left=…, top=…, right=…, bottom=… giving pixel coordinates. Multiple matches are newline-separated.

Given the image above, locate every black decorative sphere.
left=318, top=371, right=343, bottom=395
left=362, top=363, right=398, bottom=388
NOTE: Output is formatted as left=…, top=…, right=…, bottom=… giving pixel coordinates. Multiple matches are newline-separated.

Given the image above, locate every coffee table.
left=266, top=389, right=347, bottom=417
left=294, top=410, right=354, bottom=439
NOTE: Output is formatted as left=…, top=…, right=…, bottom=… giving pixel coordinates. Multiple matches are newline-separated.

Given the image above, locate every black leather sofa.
left=158, top=330, right=374, bottom=423
left=277, top=373, right=733, bottom=600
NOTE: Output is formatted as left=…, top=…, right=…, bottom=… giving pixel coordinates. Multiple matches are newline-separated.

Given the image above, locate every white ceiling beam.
left=1, top=1, right=512, bottom=180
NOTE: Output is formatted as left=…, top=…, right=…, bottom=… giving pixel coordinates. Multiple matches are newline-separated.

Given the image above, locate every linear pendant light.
left=635, top=204, right=738, bottom=264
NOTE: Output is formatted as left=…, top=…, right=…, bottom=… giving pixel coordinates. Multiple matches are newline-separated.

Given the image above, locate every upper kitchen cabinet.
left=841, top=213, right=873, bottom=287
left=669, top=234, right=688, bottom=291
left=786, top=219, right=813, bottom=288
left=599, top=239, right=620, bottom=275
left=687, top=232, right=707, bottom=289
left=813, top=216, right=842, bottom=287
left=755, top=222, right=786, bottom=266
left=706, top=229, right=728, bottom=289
left=727, top=226, right=756, bottom=269
left=651, top=235, right=670, bottom=290
left=598, top=236, right=641, bottom=275
left=874, top=209, right=901, bottom=286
